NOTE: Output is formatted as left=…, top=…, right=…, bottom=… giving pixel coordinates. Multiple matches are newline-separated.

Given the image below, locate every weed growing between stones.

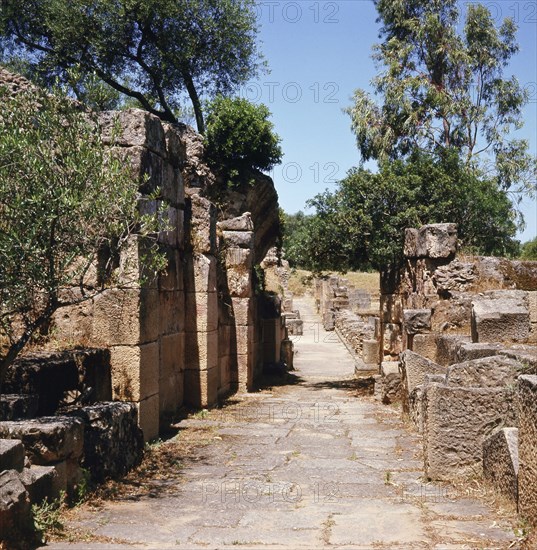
left=31, top=491, right=67, bottom=544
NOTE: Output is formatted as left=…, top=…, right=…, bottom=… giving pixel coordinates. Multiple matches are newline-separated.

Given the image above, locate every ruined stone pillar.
left=219, top=213, right=255, bottom=392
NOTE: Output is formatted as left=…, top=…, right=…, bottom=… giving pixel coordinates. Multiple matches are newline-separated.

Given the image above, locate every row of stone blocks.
left=0, top=402, right=143, bottom=542
left=399, top=348, right=537, bottom=525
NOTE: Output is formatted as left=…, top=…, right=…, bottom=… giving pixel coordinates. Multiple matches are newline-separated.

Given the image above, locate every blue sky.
left=243, top=0, right=537, bottom=242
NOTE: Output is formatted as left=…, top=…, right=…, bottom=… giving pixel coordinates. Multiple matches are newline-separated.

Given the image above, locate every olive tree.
left=0, top=83, right=163, bottom=385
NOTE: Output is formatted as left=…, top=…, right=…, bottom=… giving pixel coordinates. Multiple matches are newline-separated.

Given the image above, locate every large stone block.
left=92, top=288, right=159, bottom=346
left=224, top=247, right=254, bottom=270
left=403, top=309, right=431, bottom=334
left=231, top=298, right=253, bottom=326
left=185, top=291, right=218, bottom=333
left=221, top=230, right=254, bottom=249
left=21, top=465, right=60, bottom=504
left=446, top=356, right=526, bottom=389
left=100, top=109, right=166, bottom=156
left=423, top=383, right=516, bottom=480
left=66, top=402, right=143, bottom=482
left=185, top=330, right=218, bottom=371
left=111, top=145, right=164, bottom=194
left=400, top=350, right=446, bottom=398
left=185, top=253, right=217, bottom=294
left=0, top=469, right=31, bottom=543
left=159, top=290, right=185, bottom=336
left=362, top=339, right=379, bottom=365
left=380, top=295, right=403, bottom=324
left=235, top=325, right=255, bottom=356
left=382, top=323, right=402, bottom=356
left=137, top=393, right=160, bottom=442
left=518, top=375, right=537, bottom=525
left=217, top=212, right=254, bottom=231
left=411, top=333, right=438, bottom=361
left=183, top=366, right=219, bottom=408
left=162, top=122, right=187, bottom=168
left=0, top=439, right=25, bottom=472
left=472, top=291, right=530, bottom=343
left=110, top=343, right=159, bottom=402
left=430, top=295, right=472, bottom=332
left=226, top=268, right=253, bottom=298
left=189, top=194, right=216, bottom=254
left=455, top=342, right=503, bottom=363
left=0, top=417, right=84, bottom=465
left=418, top=223, right=457, bottom=259
left=379, top=362, right=402, bottom=404
left=483, top=428, right=518, bottom=504
left=160, top=333, right=185, bottom=380
left=0, top=394, right=38, bottom=421
left=436, top=334, right=471, bottom=367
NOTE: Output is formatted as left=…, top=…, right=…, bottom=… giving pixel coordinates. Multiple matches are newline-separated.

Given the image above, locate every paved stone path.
left=47, top=297, right=518, bottom=549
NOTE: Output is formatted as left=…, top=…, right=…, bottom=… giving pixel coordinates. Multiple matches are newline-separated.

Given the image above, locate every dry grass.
left=287, top=269, right=380, bottom=297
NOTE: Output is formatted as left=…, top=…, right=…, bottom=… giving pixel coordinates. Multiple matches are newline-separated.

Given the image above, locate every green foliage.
left=346, top=0, right=536, bottom=198
left=0, top=0, right=263, bottom=132
left=31, top=491, right=66, bottom=543
left=520, top=237, right=537, bottom=260
left=0, top=84, right=164, bottom=383
left=291, top=151, right=518, bottom=272
left=204, top=96, right=282, bottom=188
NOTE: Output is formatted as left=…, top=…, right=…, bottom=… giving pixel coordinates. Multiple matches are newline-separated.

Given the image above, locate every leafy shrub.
left=204, top=96, right=282, bottom=187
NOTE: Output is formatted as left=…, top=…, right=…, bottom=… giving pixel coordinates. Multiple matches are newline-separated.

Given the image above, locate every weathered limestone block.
left=221, top=230, right=254, bottom=249
left=430, top=295, right=473, bottom=332
left=231, top=298, right=253, bottom=326
left=111, top=145, right=164, bottom=194
left=224, top=247, right=254, bottom=270
left=162, top=122, right=186, bottom=168
left=403, top=228, right=422, bottom=258
left=226, top=269, right=253, bottom=298
left=218, top=212, right=254, bottom=231
left=0, top=439, right=25, bottom=472
left=0, top=417, right=84, bottom=465
left=483, top=427, right=518, bottom=504
left=455, top=342, right=503, bottom=363
left=412, top=333, right=438, bottom=361
left=286, top=318, right=304, bottom=336
left=110, top=343, right=159, bottom=402
left=436, top=334, right=471, bottom=367
left=0, top=469, right=31, bottom=543
left=362, top=339, right=379, bottom=365
left=418, top=223, right=458, bottom=259
left=472, top=291, right=530, bottom=343
left=378, top=362, right=402, bottom=404
left=21, top=465, right=60, bottom=504
left=189, top=194, right=217, bottom=254
left=518, top=375, right=537, bottom=525
left=0, top=394, right=38, bottom=421
left=383, top=323, right=402, bottom=356
left=137, top=393, right=159, bottom=442
left=185, top=329, right=218, bottom=371
left=66, top=402, right=143, bottom=482
left=423, top=383, right=516, bottom=480
left=185, top=253, right=217, bottom=294
left=400, top=350, right=446, bottom=398
left=92, top=288, right=159, bottom=346
left=446, top=356, right=527, bottom=389
left=186, top=291, right=218, bottom=332
left=99, top=109, right=166, bottom=157
left=184, top=366, right=219, bottom=408
left=409, top=386, right=424, bottom=433
left=235, top=325, right=255, bottom=356
left=381, top=295, right=403, bottom=324
left=499, top=347, right=537, bottom=372
left=403, top=309, right=432, bottom=334
left=159, top=290, right=185, bottom=336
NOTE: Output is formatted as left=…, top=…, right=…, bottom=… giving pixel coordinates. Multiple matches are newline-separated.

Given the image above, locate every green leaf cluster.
left=0, top=0, right=263, bottom=132
left=284, top=151, right=519, bottom=273
left=0, top=84, right=163, bottom=382
left=204, top=95, right=282, bottom=188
